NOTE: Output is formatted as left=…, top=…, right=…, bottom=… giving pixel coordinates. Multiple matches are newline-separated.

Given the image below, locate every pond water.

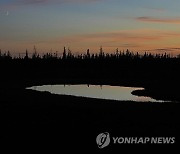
left=27, top=84, right=164, bottom=102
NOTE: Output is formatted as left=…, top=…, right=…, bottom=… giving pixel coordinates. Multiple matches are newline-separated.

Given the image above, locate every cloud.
left=136, top=16, right=180, bottom=24
left=143, top=7, right=166, bottom=13
left=19, top=0, right=48, bottom=5
left=14, top=0, right=102, bottom=5
left=46, top=29, right=180, bottom=52
left=56, top=29, right=180, bottom=44
left=0, top=0, right=102, bottom=10
left=146, top=48, right=180, bottom=53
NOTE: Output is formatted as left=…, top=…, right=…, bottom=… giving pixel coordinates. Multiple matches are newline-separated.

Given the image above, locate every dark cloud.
left=136, top=16, right=180, bottom=24
left=151, top=48, right=180, bottom=53
left=16, top=0, right=102, bottom=5
left=21, top=0, right=48, bottom=4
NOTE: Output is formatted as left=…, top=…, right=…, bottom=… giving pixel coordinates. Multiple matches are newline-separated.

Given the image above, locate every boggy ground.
left=0, top=79, right=180, bottom=152
left=0, top=58, right=180, bottom=151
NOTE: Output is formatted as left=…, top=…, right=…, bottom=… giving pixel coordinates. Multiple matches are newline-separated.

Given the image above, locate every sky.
left=1, top=0, right=180, bottom=55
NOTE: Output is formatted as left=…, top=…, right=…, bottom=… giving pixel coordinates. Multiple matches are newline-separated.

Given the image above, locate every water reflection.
left=27, top=84, right=164, bottom=102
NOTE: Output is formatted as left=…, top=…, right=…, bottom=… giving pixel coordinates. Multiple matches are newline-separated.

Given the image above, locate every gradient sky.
left=1, top=0, right=180, bottom=55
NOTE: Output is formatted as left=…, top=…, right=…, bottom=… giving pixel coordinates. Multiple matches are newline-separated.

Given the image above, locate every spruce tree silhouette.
left=63, top=47, right=67, bottom=60
left=25, top=49, right=29, bottom=60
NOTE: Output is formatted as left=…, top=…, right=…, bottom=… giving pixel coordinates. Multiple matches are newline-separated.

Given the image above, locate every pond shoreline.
left=0, top=76, right=180, bottom=150
left=27, top=84, right=166, bottom=103
left=0, top=86, right=179, bottom=149
left=2, top=77, right=180, bottom=102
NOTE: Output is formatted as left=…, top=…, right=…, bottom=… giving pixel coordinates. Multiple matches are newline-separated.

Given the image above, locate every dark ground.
left=0, top=57, right=180, bottom=152
left=0, top=80, right=180, bottom=152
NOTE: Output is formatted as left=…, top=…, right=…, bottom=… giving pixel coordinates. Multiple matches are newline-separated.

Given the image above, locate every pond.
left=27, top=84, right=164, bottom=102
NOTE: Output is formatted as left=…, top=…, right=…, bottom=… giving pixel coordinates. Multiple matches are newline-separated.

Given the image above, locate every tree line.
left=0, top=47, right=180, bottom=61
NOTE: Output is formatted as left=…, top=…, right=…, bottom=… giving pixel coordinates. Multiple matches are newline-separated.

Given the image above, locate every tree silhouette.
left=63, top=47, right=67, bottom=59
left=25, top=49, right=29, bottom=60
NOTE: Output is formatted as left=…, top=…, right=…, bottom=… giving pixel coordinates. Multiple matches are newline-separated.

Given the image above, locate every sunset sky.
left=1, top=0, right=180, bottom=55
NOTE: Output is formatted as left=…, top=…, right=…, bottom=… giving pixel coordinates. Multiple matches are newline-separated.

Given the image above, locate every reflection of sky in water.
left=28, top=85, right=164, bottom=102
